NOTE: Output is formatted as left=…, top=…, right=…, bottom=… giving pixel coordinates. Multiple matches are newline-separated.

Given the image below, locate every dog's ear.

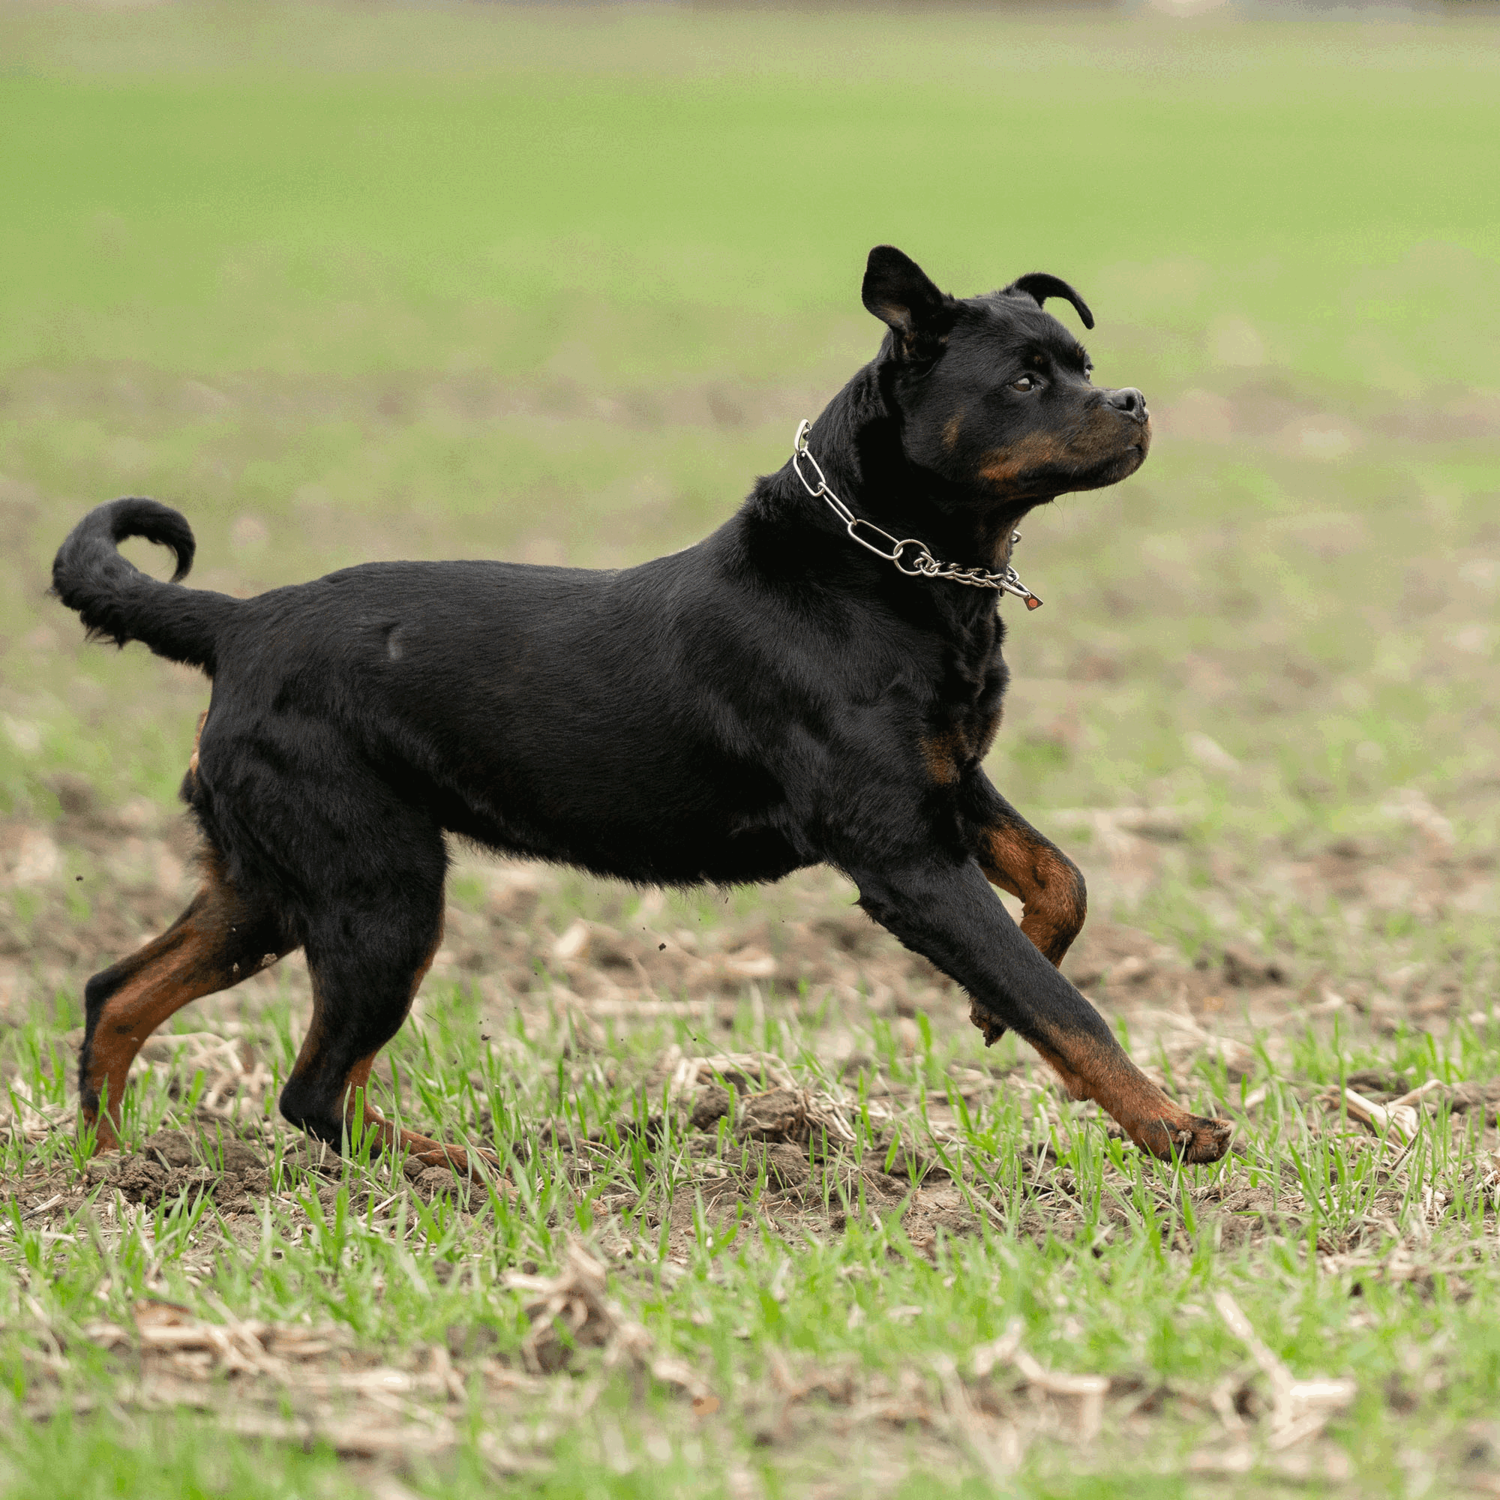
left=863, top=246, right=956, bottom=357
left=1006, top=273, right=1095, bottom=330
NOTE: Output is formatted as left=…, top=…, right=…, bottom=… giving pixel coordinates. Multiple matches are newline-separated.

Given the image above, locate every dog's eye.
left=1010, top=375, right=1039, bottom=393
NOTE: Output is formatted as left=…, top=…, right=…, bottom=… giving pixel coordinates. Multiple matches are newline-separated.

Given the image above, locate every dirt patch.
left=5, top=796, right=1499, bottom=1279
left=652, top=1078, right=983, bottom=1255
left=67, top=1128, right=269, bottom=1210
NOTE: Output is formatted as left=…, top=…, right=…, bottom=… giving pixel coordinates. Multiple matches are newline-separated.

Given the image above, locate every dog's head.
left=862, top=245, right=1149, bottom=510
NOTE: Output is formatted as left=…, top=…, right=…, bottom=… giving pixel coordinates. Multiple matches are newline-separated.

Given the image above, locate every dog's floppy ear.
left=863, top=246, right=956, bottom=357
left=1006, top=273, right=1095, bottom=330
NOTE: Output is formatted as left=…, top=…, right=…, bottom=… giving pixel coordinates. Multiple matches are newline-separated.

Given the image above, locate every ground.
left=2, top=5, right=1500, bottom=1498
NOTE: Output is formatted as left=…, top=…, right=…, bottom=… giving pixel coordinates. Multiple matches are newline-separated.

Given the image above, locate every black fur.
left=54, top=497, right=232, bottom=670
left=1006, top=273, right=1095, bottom=330
left=56, top=246, right=1232, bottom=1164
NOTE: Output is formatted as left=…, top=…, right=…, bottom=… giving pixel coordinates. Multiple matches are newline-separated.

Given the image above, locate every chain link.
left=790, top=420, right=1042, bottom=609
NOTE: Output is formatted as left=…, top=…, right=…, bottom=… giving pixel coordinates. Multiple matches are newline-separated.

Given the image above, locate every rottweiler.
left=52, top=245, right=1232, bottom=1172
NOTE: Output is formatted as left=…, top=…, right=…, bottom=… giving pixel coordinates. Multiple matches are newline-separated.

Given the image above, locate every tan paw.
left=408, top=1143, right=503, bottom=1183
left=1131, top=1112, right=1233, bottom=1164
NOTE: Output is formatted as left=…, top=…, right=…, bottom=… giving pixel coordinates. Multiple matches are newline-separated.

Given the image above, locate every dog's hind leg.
left=79, top=850, right=294, bottom=1151
left=276, top=816, right=498, bottom=1180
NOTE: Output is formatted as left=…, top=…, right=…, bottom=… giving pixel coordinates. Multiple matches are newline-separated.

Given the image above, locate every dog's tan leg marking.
left=1032, top=1033, right=1232, bottom=1163
left=342, top=1055, right=499, bottom=1181
left=978, top=822, right=1087, bottom=967
left=187, top=709, right=208, bottom=778
left=80, top=855, right=290, bottom=1151
left=969, top=817, right=1229, bottom=1163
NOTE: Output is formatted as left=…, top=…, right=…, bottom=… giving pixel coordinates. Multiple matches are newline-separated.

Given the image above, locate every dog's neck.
left=751, top=364, right=1039, bottom=622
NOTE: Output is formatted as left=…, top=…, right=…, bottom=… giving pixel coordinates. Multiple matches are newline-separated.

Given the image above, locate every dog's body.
left=53, top=247, right=1231, bottom=1169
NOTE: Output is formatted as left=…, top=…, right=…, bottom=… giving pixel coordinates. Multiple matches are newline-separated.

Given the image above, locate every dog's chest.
left=919, top=629, right=1009, bottom=786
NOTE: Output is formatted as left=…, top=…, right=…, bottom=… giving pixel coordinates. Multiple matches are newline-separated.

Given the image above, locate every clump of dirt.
left=27, top=1126, right=497, bottom=1222
left=739, top=1088, right=809, bottom=1143
left=689, top=1085, right=732, bottom=1131
left=669, top=1079, right=980, bottom=1252
left=85, top=1128, right=269, bottom=1209
left=1220, top=944, right=1290, bottom=988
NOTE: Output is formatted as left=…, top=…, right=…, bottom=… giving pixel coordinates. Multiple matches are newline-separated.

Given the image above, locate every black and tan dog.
left=53, top=246, right=1232, bottom=1172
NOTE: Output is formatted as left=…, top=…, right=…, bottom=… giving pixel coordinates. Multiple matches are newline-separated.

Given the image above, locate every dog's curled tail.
left=52, top=499, right=238, bottom=674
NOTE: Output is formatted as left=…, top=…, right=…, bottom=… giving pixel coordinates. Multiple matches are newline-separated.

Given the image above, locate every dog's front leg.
left=850, top=857, right=1230, bottom=1163
left=961, top=773, right=1086, bottom=968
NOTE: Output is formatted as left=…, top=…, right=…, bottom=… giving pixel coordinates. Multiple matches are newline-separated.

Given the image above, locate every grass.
left=2, top=2, right=1500, bottom=1495
left=8, top=939, right=1500, bottom=1497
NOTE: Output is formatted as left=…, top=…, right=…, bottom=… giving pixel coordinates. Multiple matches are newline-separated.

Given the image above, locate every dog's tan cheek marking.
left=977, top=431, right=1071, bottom=486
left=943, top=411, right=965, bottom=450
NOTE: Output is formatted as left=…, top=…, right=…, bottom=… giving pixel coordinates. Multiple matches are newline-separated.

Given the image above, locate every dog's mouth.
left=979, top=416, right=1150, bottom=501
left=1087, top=420, right=1151, bottom=486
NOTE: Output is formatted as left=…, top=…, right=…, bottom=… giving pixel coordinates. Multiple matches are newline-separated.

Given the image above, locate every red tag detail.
left=1024, top=595, right=1043, bottom=611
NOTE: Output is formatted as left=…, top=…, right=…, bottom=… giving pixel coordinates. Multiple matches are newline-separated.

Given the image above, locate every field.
left=3, top=3, right=1500, bottom=1495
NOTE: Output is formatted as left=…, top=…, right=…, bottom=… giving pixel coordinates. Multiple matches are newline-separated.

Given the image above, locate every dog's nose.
left=1103, top=387, right=1148, bottom=423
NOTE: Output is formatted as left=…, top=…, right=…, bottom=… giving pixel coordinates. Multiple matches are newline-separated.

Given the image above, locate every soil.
left=3, top=782, right=1498, bottom=1254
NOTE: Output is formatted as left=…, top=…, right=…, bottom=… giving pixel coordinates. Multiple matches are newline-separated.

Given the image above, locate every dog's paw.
left=450, top=1148, right=506, bottom=1184
left=1132, top=1113, right=1233, bottom=1164
left=967, top=999, right=1008, bottom=1047
left=403, top=1140, right=506, bottom=1184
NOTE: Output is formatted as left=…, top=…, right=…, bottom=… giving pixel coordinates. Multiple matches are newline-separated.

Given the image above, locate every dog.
left=52, top=245, right=1232, bottom=1172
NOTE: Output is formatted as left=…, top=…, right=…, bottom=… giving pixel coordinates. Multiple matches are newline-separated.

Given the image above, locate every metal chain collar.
left=790, top=420, right=1042, bottom=610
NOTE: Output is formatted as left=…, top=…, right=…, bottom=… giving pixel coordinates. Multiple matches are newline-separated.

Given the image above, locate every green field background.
left=1, top=2, right=1498, bottom=843
left=4, top=9, right=1498, bottom=381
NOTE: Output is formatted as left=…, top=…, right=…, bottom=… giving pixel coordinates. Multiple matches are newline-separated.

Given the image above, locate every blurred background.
left=1, top=0, right=1497, bottom=1014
